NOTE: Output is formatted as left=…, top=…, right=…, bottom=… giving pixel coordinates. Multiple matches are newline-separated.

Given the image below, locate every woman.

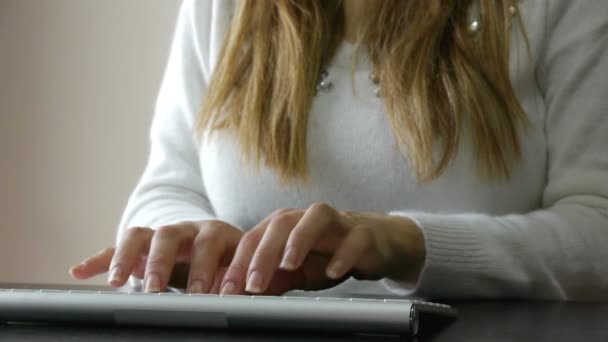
left=70, top=0, right=608, bottom=300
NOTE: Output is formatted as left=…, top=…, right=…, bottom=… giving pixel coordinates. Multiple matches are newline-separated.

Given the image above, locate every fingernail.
left=246, top=271, right=264, bottom=293
left=280, top=248, right=298, bottom=270
left=188, top=279, right=204, bottom=294
left=108, top=267, right=124, bottom=284
left=326, top=260, right=345, bottom=279
left=220, top=281, right=236, bottom=295
left=145, top=273, right=161, bottom=293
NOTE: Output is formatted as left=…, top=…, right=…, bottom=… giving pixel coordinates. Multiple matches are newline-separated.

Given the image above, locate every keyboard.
left=0, top=287, right=457, bottom=336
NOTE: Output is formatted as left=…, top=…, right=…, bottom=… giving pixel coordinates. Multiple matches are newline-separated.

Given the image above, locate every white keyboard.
left=0, top=287, right=456, bottom=336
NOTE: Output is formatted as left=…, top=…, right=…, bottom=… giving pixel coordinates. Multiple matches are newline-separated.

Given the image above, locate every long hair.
left=197, top=0, right=528, bottom=182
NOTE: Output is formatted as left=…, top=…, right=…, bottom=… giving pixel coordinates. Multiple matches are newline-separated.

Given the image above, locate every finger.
left=132, top=256, right=147, bottom=279
left=220, top=216, right=272, bottom=295
left=325, top=225, right=374, bottom=280
left=187, top=221, right=242, bottom=293
left=246, top=212, right=301, bottom=294
left=220, top=233, right=261, bottom=295
left=144, top=224, right=198, bottom=292
left=280, top=203, right=339, bottom=271
left=70, top=248, right=115, bottom=279
left=209, top=267, right=228, bottom=294
left=108, top=227, right=154, bottom=287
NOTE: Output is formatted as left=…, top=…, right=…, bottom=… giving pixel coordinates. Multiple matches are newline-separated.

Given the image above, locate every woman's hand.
left=70, top=220, right=244, bottom=293
left=219, top=203, right=426, bottom=295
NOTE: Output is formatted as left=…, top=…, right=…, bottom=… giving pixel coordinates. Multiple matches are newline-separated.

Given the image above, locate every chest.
left=199, top=3, right=549, bottom=230
left=199, top=77, right=547, bottom=231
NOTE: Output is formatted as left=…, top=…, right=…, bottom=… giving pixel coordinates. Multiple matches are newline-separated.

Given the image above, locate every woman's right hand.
left=70, top=220, right=243, bottom=293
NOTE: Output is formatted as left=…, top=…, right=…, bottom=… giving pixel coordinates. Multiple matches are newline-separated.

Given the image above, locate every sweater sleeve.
left=386, top=1, right=608, bottom=300
left=117, top=0, right=219, bottom=240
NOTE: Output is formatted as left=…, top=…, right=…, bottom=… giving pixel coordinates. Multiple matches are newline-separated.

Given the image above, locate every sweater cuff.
left=384, top=211, right=490, bottom=299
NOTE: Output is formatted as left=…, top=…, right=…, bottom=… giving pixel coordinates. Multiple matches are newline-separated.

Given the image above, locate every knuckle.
left=204, top=220, right=230, bottom=233
left=100, top=247, right=115, bottom=255
left=155, top=225, right=178, bottom=237
left=195, top=221, right=232, bottom=244
left=205, top=219, right=226, bottom=227
left=308, top=202, right=333, bottom=214
left=271, top=208, right=293, bottom=218
left=127, top=226, right=150, bottom=238
left=204, top=220, right=241, bottom=238
left=270, top=214, right=295, bottom=230
left=193, top=231, right=219, bottom=248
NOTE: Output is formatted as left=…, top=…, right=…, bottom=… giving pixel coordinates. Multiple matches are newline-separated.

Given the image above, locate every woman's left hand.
left=219, top=203, right=426, bottom=295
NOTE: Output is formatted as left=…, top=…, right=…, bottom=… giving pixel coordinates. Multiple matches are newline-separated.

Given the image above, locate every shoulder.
left=542, top=0, right=608, bottom=28
left=181, top=0, right=235, bottom=29
left=520, top=0, right=608, bottom=50
left=178, top=0, right=236, bottom=80
left=512, top=0, right=608, bottom=91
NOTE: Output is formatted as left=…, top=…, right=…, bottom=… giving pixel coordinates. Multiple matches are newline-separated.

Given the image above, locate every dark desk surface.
left=1, top=301, right=607, bottom=342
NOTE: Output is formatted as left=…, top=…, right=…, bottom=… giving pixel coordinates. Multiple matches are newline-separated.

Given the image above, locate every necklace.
left=470, top=0, right=522, bottom=33
left=316, top=69, right=382, bottom=97
left=316, top=0, right=522, bottom=97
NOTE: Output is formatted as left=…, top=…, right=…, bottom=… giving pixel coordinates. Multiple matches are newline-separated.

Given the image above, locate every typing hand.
left=69, top=219, right=338, bottom=295
left=70, top=220, right=244, bottom=293
left=220, top=203, right=426, bottom=295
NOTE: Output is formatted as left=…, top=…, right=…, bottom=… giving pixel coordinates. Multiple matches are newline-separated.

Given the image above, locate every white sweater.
left=118, top=0, right=608, bottom=300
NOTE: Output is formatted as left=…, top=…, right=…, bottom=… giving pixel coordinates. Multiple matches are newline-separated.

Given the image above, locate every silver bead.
left=369, top=72, right=380, bottom=85
left=468, top=20, right=480, bottom=33
left=316, top=80, right=333, bottom=92
left=374, top=88, right=381, bottom=98
left=315, top=69, right=333, bottom=94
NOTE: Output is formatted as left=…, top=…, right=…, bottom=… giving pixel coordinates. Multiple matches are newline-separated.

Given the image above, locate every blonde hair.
left=198, top=0, right=527, bottom=182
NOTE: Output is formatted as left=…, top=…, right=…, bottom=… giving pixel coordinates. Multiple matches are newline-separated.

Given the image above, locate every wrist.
left=388, top=215, right=426, bottom=285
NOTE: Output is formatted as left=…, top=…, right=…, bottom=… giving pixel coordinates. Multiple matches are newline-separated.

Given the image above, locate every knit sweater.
left=118, top=0, right=608, bottom=300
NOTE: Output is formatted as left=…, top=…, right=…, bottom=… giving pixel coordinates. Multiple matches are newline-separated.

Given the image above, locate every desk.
left=1, top=301, right=607, bottom=341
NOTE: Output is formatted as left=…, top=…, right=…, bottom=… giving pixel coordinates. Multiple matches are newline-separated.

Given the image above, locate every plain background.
left=0, top=0, right=181, bottom=285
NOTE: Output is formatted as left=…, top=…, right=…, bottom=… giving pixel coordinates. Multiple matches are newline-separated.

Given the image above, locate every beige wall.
left=0, top=0, right=181, bottom=285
